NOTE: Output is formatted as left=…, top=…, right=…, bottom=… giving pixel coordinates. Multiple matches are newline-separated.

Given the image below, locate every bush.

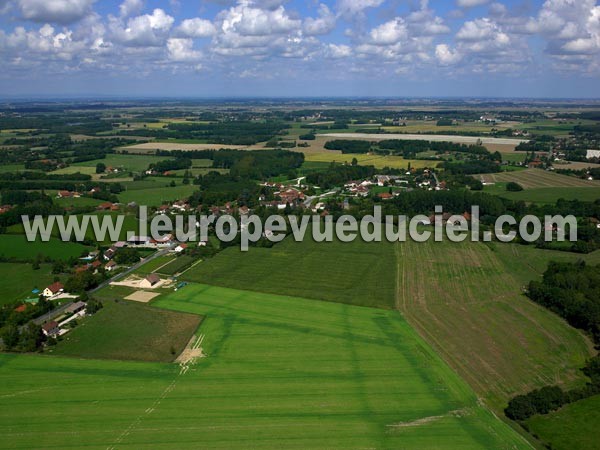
left=506, top=182, right=524, bottom=192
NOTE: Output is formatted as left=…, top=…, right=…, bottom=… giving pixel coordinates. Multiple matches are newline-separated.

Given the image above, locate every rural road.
left=88, top=248, right=172, bottom=294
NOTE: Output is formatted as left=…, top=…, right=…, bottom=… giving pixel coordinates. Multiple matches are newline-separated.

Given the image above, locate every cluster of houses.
left=259, top=183, right=306, bottom=209
left=343, top=172, right=446, bottom=199
left=41, top=301, right=87, bottom=338
left=56, top=186, right=106, bottom=199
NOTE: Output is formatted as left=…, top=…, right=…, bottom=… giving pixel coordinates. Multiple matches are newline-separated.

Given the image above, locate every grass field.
left=395, top=240, right=594, bottom=409
left=524, top=395, right=600, bottom=450
left=71, top=154, right=167, bottom=172
left=182, top=236, right=397, bottom=309
left=0, top=283, right=529, bottom=449
left=500, top=187, right=600, bottom=203
left=50, top=299, right=201, bottom=362
left=183, top=236, right=594, bottom=412
left=0, top=263, right=56, bottom=305
left=156, top=255, right=197, bottom=275
left=0, top=235, right=90, bottom=261
left=118, top=183, right=198, bottom=206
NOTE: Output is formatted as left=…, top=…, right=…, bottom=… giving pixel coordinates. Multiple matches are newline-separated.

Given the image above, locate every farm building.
left=64, top=302, right=86, bottom=315
left=140, top=274, right=161, bottom=289
left=43, top=282, right=64, bottom=298
left=42, top=321, right=60, bottom=337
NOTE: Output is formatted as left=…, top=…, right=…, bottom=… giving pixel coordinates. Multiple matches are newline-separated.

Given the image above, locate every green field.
left=156, top=254, right=197, bottom=275
left=0, top=263, right=56, bottom=305
left=0, top=283, right=529, bottom=448
left=184, top=236, right=594, bottom=412
left=500, top=187, right=600, bottom=203
left=396, top=240, right=594, bottom=409
left=118, top=183, right=198, bottom=206
left=182, top=236, right=396, bottom=309
left=0, top=235, right=91, bottom=261
left=525, top=395, right=600, bottom=450
left=72, top=154, right=167, bottom=172
left=50, top=299, right=201, bottom=362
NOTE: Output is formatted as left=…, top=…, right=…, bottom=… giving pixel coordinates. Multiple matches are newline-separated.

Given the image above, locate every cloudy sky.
left=0, top=0, right=599, bottom=98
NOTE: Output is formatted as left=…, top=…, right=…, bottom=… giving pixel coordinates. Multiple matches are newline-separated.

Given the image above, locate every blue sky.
left=0, top=0, right=599, bottom=98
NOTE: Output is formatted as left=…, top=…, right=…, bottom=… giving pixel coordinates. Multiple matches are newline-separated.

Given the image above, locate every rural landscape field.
left=2, top=0, right=600, bottom=448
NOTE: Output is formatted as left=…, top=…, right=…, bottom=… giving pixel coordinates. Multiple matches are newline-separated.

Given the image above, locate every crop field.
left=0, top=235, right=91, bottom=261
left=71, top=154, right=167, bottom=172
left=395, top=240, right=594, bottom=409
left=184, top=236, right=595, bottom=412
left=0, top=263, right=55, bottom=305
left=525, top=394, right=600, bottom=450
left=118, top=183, right=198, bottom=206
left=304, top=152, right=435, bottom=170
left=50, top=299, right=201, bottom=362
left=182, top=236, right=397, bottom=309
left=499, top=187, right=600, bottom=203
left=478, top=169, right=600, bottom=189
left=156, top=255, right=198, bottom=275
left=121, top=142, right=249, bottom=153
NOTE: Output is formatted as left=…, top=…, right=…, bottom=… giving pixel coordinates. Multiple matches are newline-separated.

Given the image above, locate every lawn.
left=182, top=236, right=397, bottom=309
left=0, top=234, right=91, bottom=261
left=0, top=263, right=56, bottom=305
left=524, top=394, right=600, bottom=450
left=50, top=299, right=202, bottom=362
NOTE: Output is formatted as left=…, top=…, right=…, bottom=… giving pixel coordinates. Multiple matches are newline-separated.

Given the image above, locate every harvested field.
left=121, top=142, right=249, bottom=152
left=320, top=132, right=528, bottom=148
left=395, top=240, right=594, bottom=410
left=477, top=169, right=600, bottom=189
left=125, top=291, right=161, bottom=303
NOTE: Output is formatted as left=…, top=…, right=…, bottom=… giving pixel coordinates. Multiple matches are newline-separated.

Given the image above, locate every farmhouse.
left=43, top=282, right=64, bottom=298
left=140, top=274, right=161, bottom=289
left=42, top=321, right=60, bottom=337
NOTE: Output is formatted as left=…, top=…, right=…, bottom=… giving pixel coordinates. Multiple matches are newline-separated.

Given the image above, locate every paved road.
left=88, top=248, right=172, bottom=294
left=33, top=301, right=74, bottom=325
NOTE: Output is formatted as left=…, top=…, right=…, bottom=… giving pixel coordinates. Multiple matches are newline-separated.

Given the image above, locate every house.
left=43, top=282, right=64, bottom=298
left=140, top=274, right=161, bottom=289
left=42, top=321, right=60, bottom=337
left=174, top=243, right=188, bottom=253
left=238, top=205, right=250, bottom=215
left=378, top=192, right=393, bottom=200
left=91, top=260, right=102, bottom=270
left=65, top=301, right=86, bottom=315
left=97, top=202, right=114, bottom=211
left=0, top=205, right=13, bottom=214
left=105, top=260, right=117, bottom=271
left=57, top=190, right=73, bottom=198
left=103, top=247, right=117, bottom=260
left=14, top=304, right=27, bottom=313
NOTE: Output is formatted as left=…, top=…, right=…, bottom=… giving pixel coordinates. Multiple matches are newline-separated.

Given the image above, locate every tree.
left=506, top=182, right=523, bottom=192
left=114, top=248, right=141, bottom=265
left=351, top=157, right=358, bottom=166
left=96, top=163, right=106, bottom=174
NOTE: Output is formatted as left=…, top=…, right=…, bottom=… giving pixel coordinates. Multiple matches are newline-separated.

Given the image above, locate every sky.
left=0, top=0, right=599, bottom=98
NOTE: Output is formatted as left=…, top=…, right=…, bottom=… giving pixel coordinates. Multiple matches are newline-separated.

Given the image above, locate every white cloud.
left=167, top=38, right=202, bottom=61
left=110, top=8, right=174, bottom=47
left=119, top=0, right=143, bottom=18
left=435, top=44, right=462, bottom=64
left=456, top=0, right=489, bottom=8
left=177, top=17, right=216, bottom=38
left=303, top=4, right=336, bottom=36
left=336, top=0, right=385, bottom=17
left=17, top=0, right=95, bottom=24
left=325, top=43, right=351, bottom=58
left=369, top=18, right=408, bottom=45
